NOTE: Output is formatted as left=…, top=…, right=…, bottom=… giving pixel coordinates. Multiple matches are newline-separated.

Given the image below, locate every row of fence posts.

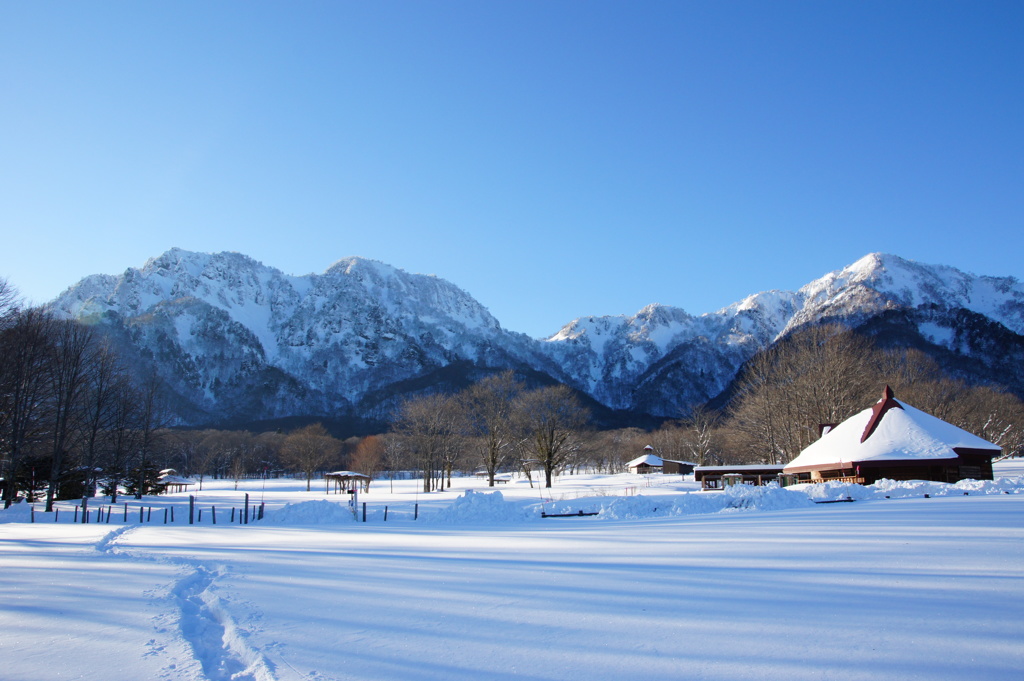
left=30, top=500, right=409, bottom=524
left=29, top=492, right=266, bottom=525
left=27, top=495, right=438, bottom=525
left=357, top=502, right=417, bottom=522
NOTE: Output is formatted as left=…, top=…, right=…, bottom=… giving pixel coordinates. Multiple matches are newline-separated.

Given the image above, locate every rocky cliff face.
left=52, top=250, right=1024, bottom=425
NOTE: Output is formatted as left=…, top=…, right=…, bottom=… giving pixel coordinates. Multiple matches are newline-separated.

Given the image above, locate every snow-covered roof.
left=626, top=454, right=663, bottom=468
left=158, top=474, right=195, bottom=485
left=785, top=391, right=1000, bottom=471
left=325, top=471, right=371, bottom=479
left=694, top=465, right=784, bottom=472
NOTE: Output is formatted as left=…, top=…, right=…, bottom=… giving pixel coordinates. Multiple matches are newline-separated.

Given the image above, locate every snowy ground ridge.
left=99, top=526, right=277, bottom=681
left=172, top=564, right=277, bottom=681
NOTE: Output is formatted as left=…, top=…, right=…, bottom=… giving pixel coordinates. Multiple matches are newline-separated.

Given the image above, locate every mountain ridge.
left=50, top=249, right=1024, bottom=426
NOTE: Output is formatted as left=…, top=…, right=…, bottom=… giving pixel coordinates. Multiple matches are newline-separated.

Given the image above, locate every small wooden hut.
left=661, top=459, right=697, bottom=475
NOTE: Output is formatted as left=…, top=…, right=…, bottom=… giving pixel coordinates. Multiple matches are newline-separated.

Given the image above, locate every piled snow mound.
left=595, top=484, right=816, bottom=520
left=0, top=502, right=34, bottom=523
left=428, top=490, right=536, bottom=524
left=874, top=476, right=1024, bottom=497
left=259, top=499, right=356, bottom=525
left=795, top=476, right=1024, bottom=501
left=798, top=481, right=877, bottom=502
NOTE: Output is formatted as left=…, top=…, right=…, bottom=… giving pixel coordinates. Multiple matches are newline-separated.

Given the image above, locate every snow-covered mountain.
left=538, top=253, right=1024, bottom=415
left=54, top=249, right=546, bottom=423
left=51, top=250, right=1024, bottom=426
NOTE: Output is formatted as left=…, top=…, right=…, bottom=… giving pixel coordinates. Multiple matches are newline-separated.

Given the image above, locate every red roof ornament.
left=860, top=385, right=903, bottom=443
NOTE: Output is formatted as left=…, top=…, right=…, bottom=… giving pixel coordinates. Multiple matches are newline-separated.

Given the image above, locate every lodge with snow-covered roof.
left=626, top=445, right=698, bottom=475
left=626, top=447, right=663, bottom=474
left=783, top=386, right=1000, bottom=485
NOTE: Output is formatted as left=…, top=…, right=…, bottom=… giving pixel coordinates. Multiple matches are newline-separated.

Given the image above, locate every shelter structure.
left=325, top=471, right=372, bottom=494
left=626, top=448, right=663, bottom=474
left=694, top=465, right=784, bottom=490
left=783, top=386, right=1000, bottom=484
left=156, top=470, right=195, bottom=494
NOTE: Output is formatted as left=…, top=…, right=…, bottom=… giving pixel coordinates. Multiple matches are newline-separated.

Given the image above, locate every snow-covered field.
left=3, top=462, right=1023, bottom=681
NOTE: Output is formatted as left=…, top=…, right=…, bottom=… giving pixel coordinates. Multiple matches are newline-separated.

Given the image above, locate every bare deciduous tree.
left=460, top=371, right=524, bottom=486
left=42, top=320, right=97, bottom=511
left=351, top=435, right=384, bottom=480
left=392, top=394, right=463, bottom=492
left=515, top=385, right=589, bottom=488
left=0, top=309, right=53, bottom=507
left=727, top=326, right=878, bottom=464
left=281, top=423, right=339, bottom=491
left=680, top=404, right=722, bottom=466
left=133, top=372, right=170, bottom=499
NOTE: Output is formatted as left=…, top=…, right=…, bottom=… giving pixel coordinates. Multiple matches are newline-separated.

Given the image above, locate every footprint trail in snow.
left=97, top=526, right=278, bottom=681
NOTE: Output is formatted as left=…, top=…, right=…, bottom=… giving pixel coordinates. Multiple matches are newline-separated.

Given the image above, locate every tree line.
left=0, top=279, right=173, bottom=509
left=719, top=324, right=1024, bottom=464
left=390, top=373, right=591, bottom=491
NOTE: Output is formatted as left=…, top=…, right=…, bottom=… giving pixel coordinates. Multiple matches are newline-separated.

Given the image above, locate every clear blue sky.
left=2, top=1, right=1022, bottom=338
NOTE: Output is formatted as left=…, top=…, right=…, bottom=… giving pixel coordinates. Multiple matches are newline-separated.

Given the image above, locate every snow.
left=2, top=463, right=1024, bottom=680
left=787, top=399, right=1000, bottom=469
left=261, top=499, right=357, bottom=525
left=625, top=453, right=663, bottom=468
left=50, top=249, right=1024, bottom=423
left=918, top=321, right=955, bottom=347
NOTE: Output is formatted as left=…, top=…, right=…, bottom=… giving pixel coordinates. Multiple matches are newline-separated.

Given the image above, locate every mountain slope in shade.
left=51, top=250, right=1024, bottom=425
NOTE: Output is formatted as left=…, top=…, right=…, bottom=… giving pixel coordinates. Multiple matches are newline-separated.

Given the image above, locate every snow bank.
left=795, top=476, right=1024, bottom=502
left=796, top=481, right=878, bottom=502
left=0, top=501, right=34, bottom=523
left=594, top=484, right=816, bottom=520
left=874, top=476, right=1024, bottom=497
left=258, top=499, right=356, bottom=525
left=426, top=490, right=536, bottom=524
